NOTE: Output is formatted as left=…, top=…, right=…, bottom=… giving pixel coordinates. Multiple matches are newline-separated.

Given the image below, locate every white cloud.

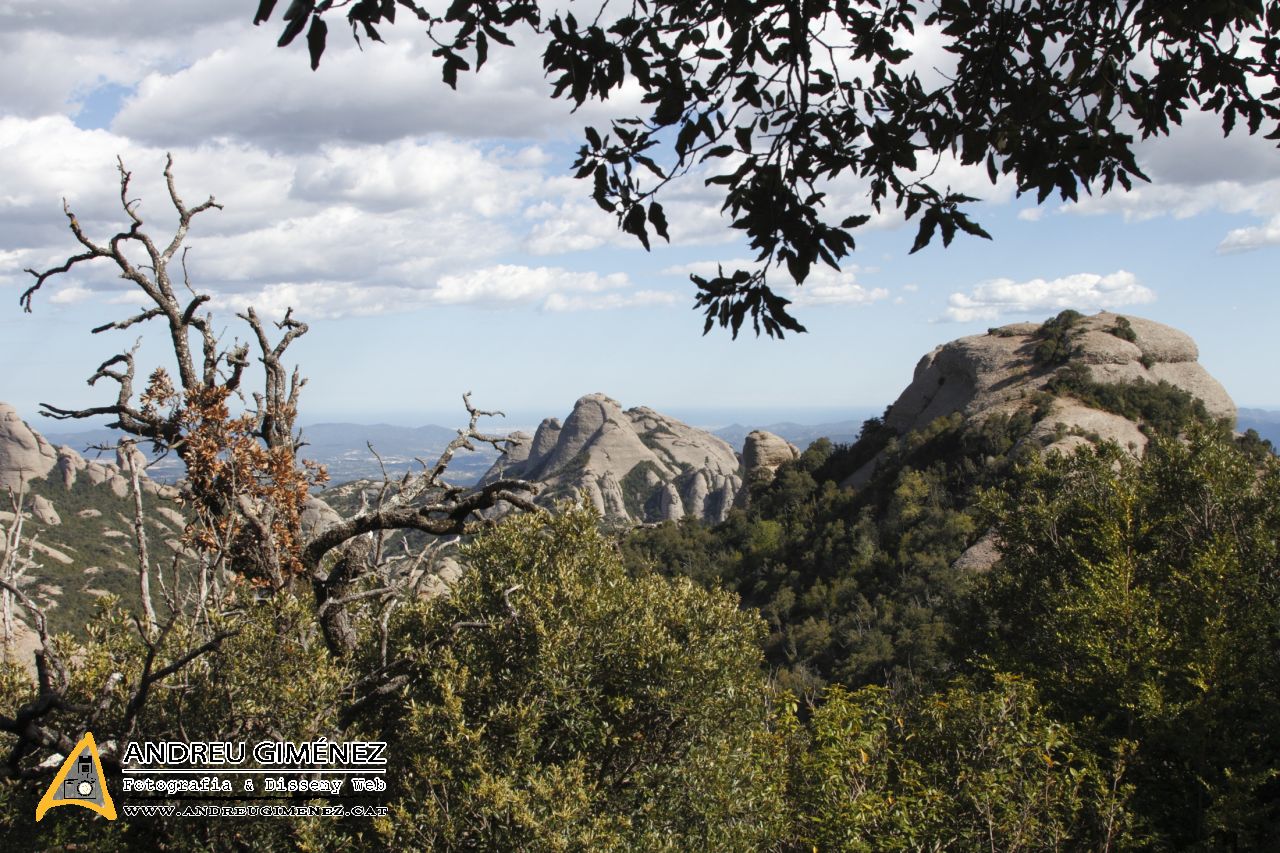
left=660, top=259, right=761, bottom=278
left=942, top=271, right=1155, bottom=323
left=432, top=265, right=630, bottom=307
left=1017, top=207, right=1043, bottom=222
left=113, top=28, right=642, bottom=151
left=544, top=290, right=679, bottom=311
left=212, top=282, right=432, bottom=321
left=208, top=265, right=664, bottom=320
left=1057, top=108, right=1280, bottom=247
left=48, top=283, right=93, bottom=304
left=0, top=116, right=647, bottom=317
left=1218, top=215, right=1280, bottom=254
left=787, top=269, right=890, bottom=307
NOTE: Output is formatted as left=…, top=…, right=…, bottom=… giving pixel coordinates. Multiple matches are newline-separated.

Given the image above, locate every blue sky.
left=2, top=2, right=1277, bottom=434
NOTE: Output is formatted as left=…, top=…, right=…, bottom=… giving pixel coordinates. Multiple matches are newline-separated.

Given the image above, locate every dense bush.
left=623, top=406, right=1045, bottom=696
left=363, top=506, right=793, bottom=851
left=974, top=428, right=1280, bottom=848
left=1046, top=361, right=1215, bottom=436
left=1032, top=309, right=1085, bottom=368
left=794, top=674, right=1133, bottom=851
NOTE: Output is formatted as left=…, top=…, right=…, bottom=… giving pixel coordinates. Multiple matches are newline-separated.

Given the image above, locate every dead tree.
left=19, top=156, right=539, bottom=657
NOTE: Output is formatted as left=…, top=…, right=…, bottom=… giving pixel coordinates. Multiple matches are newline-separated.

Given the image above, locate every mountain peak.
left=845, top=310, right=1237, bottom=491
left=482, top=395, right=741, bottom=523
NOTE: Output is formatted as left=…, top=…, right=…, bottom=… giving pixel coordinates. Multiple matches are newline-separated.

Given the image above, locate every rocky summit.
left=843, top=311, right=1236, bottom=490
left=482, top=393, right=743, bottom=524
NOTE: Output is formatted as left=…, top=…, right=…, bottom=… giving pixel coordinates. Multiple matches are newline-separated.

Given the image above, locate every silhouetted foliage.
left=258, top=1, right=1280, bottom=337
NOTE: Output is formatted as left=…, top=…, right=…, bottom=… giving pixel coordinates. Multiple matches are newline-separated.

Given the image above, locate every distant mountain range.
left=1237, top=408, right=1280, bottom=447
left=711, top=417, right=875, bottom=450
left=39, top=412, right=886, bottom=487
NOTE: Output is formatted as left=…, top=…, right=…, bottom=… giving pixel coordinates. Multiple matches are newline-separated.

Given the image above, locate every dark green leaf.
left=306, top=15, right=328, bottom=70
left=648, top=202, right=669, bottom=241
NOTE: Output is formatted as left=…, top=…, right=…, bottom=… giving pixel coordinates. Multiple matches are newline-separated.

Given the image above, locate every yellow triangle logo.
left=35, top=731, right=116, bottom=821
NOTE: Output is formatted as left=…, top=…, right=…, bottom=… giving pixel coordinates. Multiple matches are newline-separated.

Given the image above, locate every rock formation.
left=844, top=311, right=1236, bottom=492
left=0, top=403, right=58, bottom=491
left=845, top=312, right=1238, bottom=571
left=481, top=393, right=743, bottom=524
left=743, top=430, right=801, bottom=485
left=0, top=401, right=182, bottom=517
left=29, top=494, right=60, bottom=526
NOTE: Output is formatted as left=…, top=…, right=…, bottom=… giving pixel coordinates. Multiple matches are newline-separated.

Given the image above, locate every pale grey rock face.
left=30, top=494, right=61, bottom=526
left=863, top=311, right=1235, bottom=473
left=155, top=506, right=188, bottom=529
left=420, top=556, right=464, bottom=600
left=116, top=442, right=149, bottom=475
left=502, top=432, right=533, bottom=466
left=952, top=530, right=1001, bottom=574
left=481, top=431, right=532, bottom=485
left=0, top=403, right=58, bottom=491
left=742, top=430, right=801, bottom=490
left=596, top=470, right=628, bottom=518
left=56, top=446, right=85, bottom=489
left=866, top=311, right=1239, bottom=572
left=140, top=480, right=179, bottom=500
left=1030, top=401, right=1149, bottom=455
left=301, top=496, right=342, bottom=537
left=535, top=393, right=621, bottom=476
left=684, top=470, right=711, bottom=516
left=83, top=462, right=111, bottom=487
left=479, top=393, right=744, bottom=524
left=656, top=483, right=685, bottom=521
left=704, top=477, right=737, bottom=525
left=529, top=418, right=562, bottom=467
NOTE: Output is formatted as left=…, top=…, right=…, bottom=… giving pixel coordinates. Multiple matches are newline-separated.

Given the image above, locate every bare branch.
left=122, top=440, right=157, bottom=638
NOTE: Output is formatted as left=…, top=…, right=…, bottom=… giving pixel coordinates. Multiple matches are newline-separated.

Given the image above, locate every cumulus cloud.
left=786, top=268, right=890, bottom=307
left=1058, top=109, right=1280, bottom=247
left=0, top=115, right=667, bottom=317
left=660, top=259, right=760, bottom=278
left=208, top=265, right=667, bottom=320
left=113, top=29, right=642, bottom=151
left=48, top=283, right=94, bottom=304
left=1218, top=215, right=1280, bottom=254
left=432, top=265, right=630, bottom=307
left=941, top=271, right=1155, bottom=323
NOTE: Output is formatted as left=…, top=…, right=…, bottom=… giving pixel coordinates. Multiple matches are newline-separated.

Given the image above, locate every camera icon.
left=63, top=777, right=94, bottom=799
left=61, top=755, right=96, bottom=799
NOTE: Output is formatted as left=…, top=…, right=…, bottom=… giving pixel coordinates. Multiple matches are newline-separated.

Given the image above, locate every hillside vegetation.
left=4, top=312, right=1278, bottom=849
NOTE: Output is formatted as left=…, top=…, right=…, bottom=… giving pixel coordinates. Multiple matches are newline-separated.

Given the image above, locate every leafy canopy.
left=258, top=0, right=1280, bottom=337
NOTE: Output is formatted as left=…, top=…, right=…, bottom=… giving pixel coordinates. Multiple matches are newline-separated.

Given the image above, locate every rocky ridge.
left=1, top=403, right=177, bottom=501
left=482, top=393, right=743, bottom=524
left=0, top=403, right=188, bottom=652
